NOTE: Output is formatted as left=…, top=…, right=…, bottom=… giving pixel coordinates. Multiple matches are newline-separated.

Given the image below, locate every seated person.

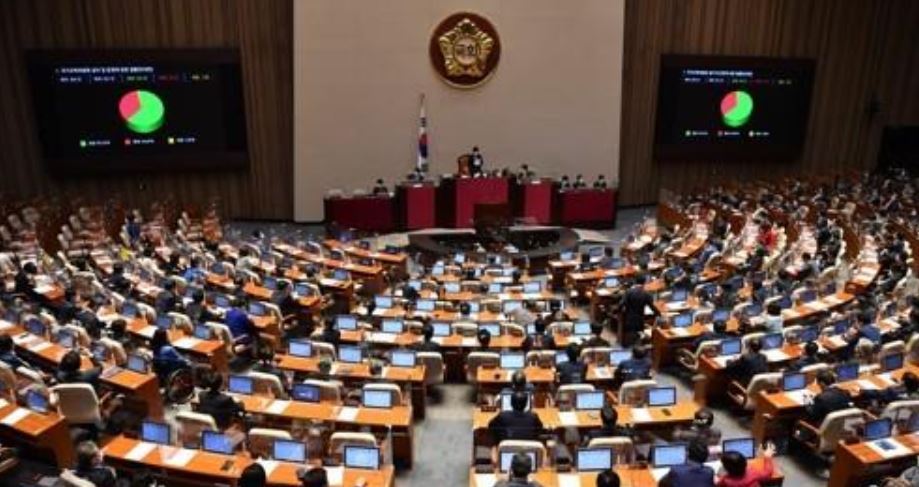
left=725, top=338, right=767, bottom=386
left=596, top=471, right=620, bottom=487
left=494, top=452, right=543, bottom=487
left=372, top=179, right=388, bottom=196
left=761, top=302, right=783, bottom=334
left=501, top=370, right=535, bottom=396
left=0, top=334, right=33, bottom=370
left=252, top=342, right=290, bottom=391
left=299, top=467, right=329, bottom=487
left=804, top=370, right=852, bottom=426
left=673, top=409, right=721, bottom=446
left=197, top=370, right=244, bottom=430
left=582, top=405, right=633, bottom=444
left=239, top=463, right=267, bottom=487
left=411, top=323, right=441, bottom=353
left=317, top=322, right=341, bottom=348
left=660, top=439, right=714, bottom=487
left=488, top=391, right=544, bottom=443
left=582, top=322, right=610, bottom=348
left=106, top=263, right=133, bottom=295
left=693, top=319, right=731, bottom=351
left=526, top=318, right=555, bottom=350
left=185, top=288, right=219, bottom=324
left=716, top=442, right=776, bottom=487
left=573, top=174, right=587, bottom=189
left=74, top=440, right=118, bottom=487
left=614, top=346, right=652, bottom=384
left=476, top=328, right=492, bottom=351
left=556, top=344, right=586, bottom=384
left=788, top=341, right=820, bottom=371
left=271, top=281, right=299, bottom=321
left=150, top=328, right=192, bottom=379
left=225, top=297, right=257, bottom=343
left=182, top=257, right=207, bottom=283
left=154, top=279, right=178, bottom=314
left=593, top=175, right=609, bottom=189
left=56, top=349, right=103, bottom=387
left=843, top=312, right=881, bottom=358
left=860, top=371, right=919, bottom=405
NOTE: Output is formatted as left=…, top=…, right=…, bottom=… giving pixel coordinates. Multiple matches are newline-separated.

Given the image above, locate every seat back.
left=452, top=322, right=478, bottom=337
left=248, top=427, right=292, bottom=459
left=547, top=321, right=572, bottom=336
left=416, top=352, right=444, bottom=386
left=526, top=350, right=556, bottom=368
left=586, top=437, right=634, bottom=465
left=248, top=371, right=287, bottom=399
left=497, top=440, right=548, bottom=469
left=580, top=347, right=613, bottom=366
left=329, top=431, right=377, bottom=460
left=0, top=363, right=16, bottom=402
left=205, top=322, right=235, bottom=356
left=50, top=384, right=101, bottom=426
left=800, top=363, right=830, bottom=383
left=167, top=312, right=193, bottom=334
left=312, top=342, right=337, bottom=360
left=60, top=470, right=97, bottom=487
left=363, top=382, right=403, bottom=406
left=743, top=372, right=782, bottom=411
left=741, top=332, right=765, bottom=352
left=303, top=379, right=341, bottom=403
left=466, top=352, right=500, bottom=384
left=556, top=384, right=595, bottom=408
left=878, top=340, right=906, bottom=364
left=618, top=380, right=658, bottom=406
left=881, top=399, right=919, bottom=434
left=907, top=334, right=919, bottom=365
left=817, top=408, right=865, bottom=453
left=175, top=411, right=219, bottom=448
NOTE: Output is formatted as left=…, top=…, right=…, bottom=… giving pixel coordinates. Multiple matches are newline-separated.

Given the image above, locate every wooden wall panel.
left=0, top=0, right=293, bottom=219
left=619, top=0, right=919, bottom=205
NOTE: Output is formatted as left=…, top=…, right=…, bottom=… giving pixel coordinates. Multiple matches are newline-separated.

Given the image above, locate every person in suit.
left=470, top=146, right=485, bottom=176
left=582, top=405, right=633, bottom=444
left=761, top=302, right=783, bottom=334
left=317, top=321, right=341, bottom=348
left=788, top=341, right=821, bottom=371
left=239, top=463, right=267, bottom=487
left=583, top=322, right=610, bottom=348
left=412, top=323, right=441, bottom=353
left=13, top=261, right=39, bottom=300
left=804, top=370, right=853, bottom=426
left=56, top=349, right=103, bottom=388
left=106, top=263, right=133, bottom=296
left=493, top=452, right=543, bottom=487
left=593, top=175, right=609, bottom=189
left=673, top=409, right=722, bottom=446
left=372, top=179, right=388, bottom=196
left=615, top=346, right=652, bottom=384
left=559, top=175, right=572, bottom=190
left=660, top=439, right=714, bottom=487
left=488, top=391, right=544, bottom=443
left=155, top=279, right=178, bottom=314
left=197, top=370, right=244, bottom=430
left=298, top=467, right=329, bottom=487
left=185, top=288, right=218, bottom=324
left=726, top=338, right=768, bottom=386
left=621, top=276, right=660, bottom=347
left=596, top=471, right=621, bottom=487
left=74, top=440, right=118, bottom=487
left=573, top=174, right=587, bottom=189
left=0, top=334, right=33, bottom=371
left=556, top=344, right=586, bottom=384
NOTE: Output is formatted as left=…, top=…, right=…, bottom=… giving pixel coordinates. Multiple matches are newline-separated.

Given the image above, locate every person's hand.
left=763, top=442, right=776, bottom=457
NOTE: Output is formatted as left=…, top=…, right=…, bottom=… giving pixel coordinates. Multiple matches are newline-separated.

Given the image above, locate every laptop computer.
left=344, top=446, right=380, bottom=470
left=761, top=333, right=784, bottom=350
left=651, top=444, right=688, bottom=468
left=335, top=315, right=358, bottom=331
left=273, top=440, right=307, bottom=463
left=291, top=383, right=321, bottom=403
left=609, top=349, right=632, bottom=366
left=432, top=322, right=452, bottom=337
left=141, top=420, right=171, bottom=445
left=722, top=438, right=756, bottom=459
left=577, top=448, right=613, bottom=472
left=575, top=391, right=605, bottom=410
left=882, top=353, right=904, bottom=372
left=288, top=340, right=313, bottom=358
left=338, top=345, right=363, bottom=364
left=647, top=387, right=677, bottom=407
left=126, top=354, right=148, bottom=374
left=228, top=375, right=255, bottom=395
left=835, top=363, right=859, bottom=382
left=416, top=299, right=435, bottom=312
left=201, top=430, right=234, bottom=455
left=720, top=338, right=742, bottom=356
left=782, top=372, right=807, bottom=392
left=362, top=390, right=393, bottom=409
left=374, top=296, right=393, bottom=309
left=25, top=390, right=49, bottom=414
left=524, top=281, right=541, bottom=294
left=863, top=418, right=892, bottom=441
left=381, top=319, right=404, bottom=334
left=573, top=321, right=592, bottom=335
left=391, top=350, right=416, bottom=368
left=500, top=353, right=525, bottom=370
left=672, top=313, right=693, bottom=328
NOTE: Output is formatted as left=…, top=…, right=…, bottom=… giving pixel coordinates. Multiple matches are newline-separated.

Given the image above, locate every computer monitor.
left=362, top=389, right=393, bottom=409
left=288, top=340, right=313, bottom=358
left=391, top=350, right=416, bottom=368
left=832, top=319, right=850, bottom=335
left=799, top=290, right=817, bottom=303
left=555, top=351, right=569, bottom=365
left=589, top=247, right=605, bottom=258
left=500, top=353, right=525, bottom=370
left=338, top=345, right=363, bottom=364
left=499, top=392, right=532, bottom=412
left=25, top=318, right=46, bottom=337
left=864, top=418, right=893, bottom=441
left=524, top=281, right=541, bottom=294
left=647, top=387, right=677, bottom=407
left=577, top=448, right=613, bottom=472
left=488, top=283, right=503, bottom=294
left=671, top=289, right=688, bottom=302
left=201, top=431, right=234, bottom=455
left=468, top=301, right=480, bottom=313
left=744, top=303, right=763, bottom=317
left=416, top=299, right=435, bottom=312
left=712, top=309, right=731, bottom=323
left=332, top=269, right=349, bottom=281
left=193, top=324, right=213, bottom=340
left=25, top=390, right=49, bottom=413
left=607, top=258, right=624, bottom=270
left=431, top=265, right=444, bottom=276
left=776, top=295, right=792, bottom=309
left=575, top=391, right=605, bottom=410
left=782, top=373, right=807, bottom=392
left=672, top=313, right=693, bottom=328
left=248, top=302, right=266, bottom=316
left=502, top=301, right=523, bottom=314
left=573, top=321, right=592, bottom=335
left=722, top=438, right=756, bottom=459
left=432, top=322, right=451, bottom=337
left=761, top=333, right=784, bottom=350
left=381, top=319, right=404, bottom=334
left=480, top=323, right=501, bottom=338
left=374, top=296, right=393, bottom=309
left=444, top=282, right=461, bottom=294
left=835, top=363, right=859, bottom=382
left=560, top=251, right=574, bottom=261
left=263, top=277, right=278, bottom=290
left=214, top=295, right=231, bottom=308
left=91, top=343, right=109, bottom=362
left=126, top=354, right=148, bottom=374
left=294, top=283, right=314, bottom=297
left=454, top=253, right=465, bottom=264
left=141, top=420, right=171, bottom=445
left=797, top=326, right=819, bottom=343
left=499, top=451, right=536, bottom=473
left=335, top=315, right=358, bottom=331
left=407, top=280, right=422, bottom=291
left=609, top=349, right=632, bottom=366
left=882, top=353, right=904, bottom=372
left=155, top=315, right=172, bottom=330
left=720, top=338, right=742, bottom=356
left=291, top=383, right=321, bottom=403
left=651, top=444, right=688, bottom=468
left=56, top=331, right=75, bottom=349
left=344, top=446, right=380, bottom=470
left=228, top=375, right=254, bottom=395
left=121, top=302, right=138, bottom=318
left=273, top=439, right=307, bottom=463
left=603, top=277, right=620, bottom=288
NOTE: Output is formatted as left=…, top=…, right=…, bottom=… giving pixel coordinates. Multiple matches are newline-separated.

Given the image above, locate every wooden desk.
left=0, top=398, right=73, bottom=467
left=236, top=395, right=414, bottom=469
left=828, top=433, right=919, bottom=487
left=694, top=344, right=802, bottom=405
left=275, top=354, right=427, bottom=418
left=103, top=435, right=396, bottom=486
left=124, top=317, right=228, bottom=374
left=473, top=403, right=699, bottom=437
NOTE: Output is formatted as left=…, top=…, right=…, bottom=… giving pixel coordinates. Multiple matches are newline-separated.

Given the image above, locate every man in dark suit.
left=106, top=263, right=133, bottom=295
left=556, top=344, right=586, bottom=385
left=74, top=441, right=118, bottom=487
left=488, top=391, right=544, bottom=443
left=804, top=370, right=853, bottom=426
left=470, top=146, right=485, bottom=176
left=185, top=288, right=218, bottom=324
left=493, top=452, right=542, bottom=487
left=621, top=276, right=660, bottom=346
left=726, top=337, right=768, bottom=386
left=615, top=346, right=652, bottom=385
left=660, top=440, right=714, bottom=487
left=582, top=322, right=610, bottom=348
left=155, top=279, right=178, bottom=314
left=411, top=323, right=441, bottom=353
left=788, top=341, right=821, bottom=371
left=197, top=371, right=244, bottom=430
left=582, top=405, right=633, bottom=444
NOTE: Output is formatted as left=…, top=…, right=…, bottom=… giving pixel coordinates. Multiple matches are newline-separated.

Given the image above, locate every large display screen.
left=654, top=55, right=815, bottom=160
left=27, top=49, right=248, bottom=174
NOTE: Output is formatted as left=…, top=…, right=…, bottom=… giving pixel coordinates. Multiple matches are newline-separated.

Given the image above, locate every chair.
left=547, top=321, right=573, bottom=336
left=497, top=440, right=548, bottom=469
left=452, top=322, right=478, bottom=337
left=0, top=363, right=16, bottom=402
left=580, top=347, right=613, bottom=366
left=50, top=384, right=104, bottom=428
left=99, top=337, right=127, bottom=366
left=168, top=312, right=193, bottom=334
left=136, top=302, right=157, bottom=322
left=205, top=322, right=237, bottom=357
left=248, top=371, right=287, bottom=399
left=800, top=363, right=830, bottom=383
left=363, top=383, right=403, bottom=406
left=503, top=323, right=525, bottom=337
left=312, top=342, right=337, bottom=361
left=794, top=408, right=866, bottom=457
left=741, top=332, right=765, bottom=351
left=248, top=427, right=293, bottom=459
left=466, top=352, right=500, bottom=384
left=676, top=340, right=720, bottom=372
left=907, top=334, right=919, bottom=365
left=618, top=380, right=657, bottom=406
left=303, top=379, right=342, bottom=403
left=881, top=400, right=919, bottom=434
left=526, top=350, right=556, bottom=368
left=60, top=470, right=97, bottom=487
left=878, top=340, right=906, bottom=365
left=417, top=352, right=444, bottom=386
left=329, top=432, right=377, bottom=461
left=175, top=411, right=219, bottom=448
left=587, top=437, right=635, bottom=465
left=727, top=372, right=781, bottom=412
left=555, top=384, right=595, bottom=409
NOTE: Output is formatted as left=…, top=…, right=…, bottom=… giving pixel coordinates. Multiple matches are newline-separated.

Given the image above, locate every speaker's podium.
left=396, top=181, right=436, bottom=230
left=437, top=176, right=509, bottom=228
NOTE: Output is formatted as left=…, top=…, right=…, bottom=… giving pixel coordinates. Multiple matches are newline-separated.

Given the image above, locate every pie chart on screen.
left=118, top=90, right=165, bottom=134
left=720, top=90, right=753, bottom=128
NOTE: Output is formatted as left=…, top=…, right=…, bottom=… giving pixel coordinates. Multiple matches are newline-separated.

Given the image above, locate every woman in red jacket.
left=716, top=442, right=776, bottom=487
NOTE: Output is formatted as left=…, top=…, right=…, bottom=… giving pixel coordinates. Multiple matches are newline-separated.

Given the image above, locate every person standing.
left=621, top=276, right=660, bottom=346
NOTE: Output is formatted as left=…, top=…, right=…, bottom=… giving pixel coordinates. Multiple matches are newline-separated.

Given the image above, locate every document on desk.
left=856, top=379, right=879, bottom=390
left=0, top=320, right=13, bottom=332
left=370, top=332, right=397, bottom=344
left=0, top=399, right=7, bottom=409
left=137, top=326, right=156, bottom=338
left=462, top=337, right=478, bottom=347
left=763, top=349, right=789, bottom=362
left=256, top=459, right=278, bottom=476
left=668, top=328, right=689, bottom=337
left=651, top=467, right=670, bottom=481
left=325, top=466, right=344, bottom=486
left=266, top=400, right=291, bottom=415
left=28, top=341, right=52, bottom=353
left=592, top=367, right=612, bottom=379
left=163, top=448, right=197, bottom=467
left=0, top=408, right=31, bottom=426
left=557, top=473, right=582, bottom=487
left=474, top=474, right=497, bottom=487
left=172, top=337, right=201, bottom=349
left=337, top=406, right=359, bottom=422
left=125, top=442, right=157, bottom=461
left=866, top=439, right=913, bottom=458
left=558, top=411, right=579, bottom=427
left=630, top=408, right=653, bottom=423
left=785, top=390, right=811, bottom=405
